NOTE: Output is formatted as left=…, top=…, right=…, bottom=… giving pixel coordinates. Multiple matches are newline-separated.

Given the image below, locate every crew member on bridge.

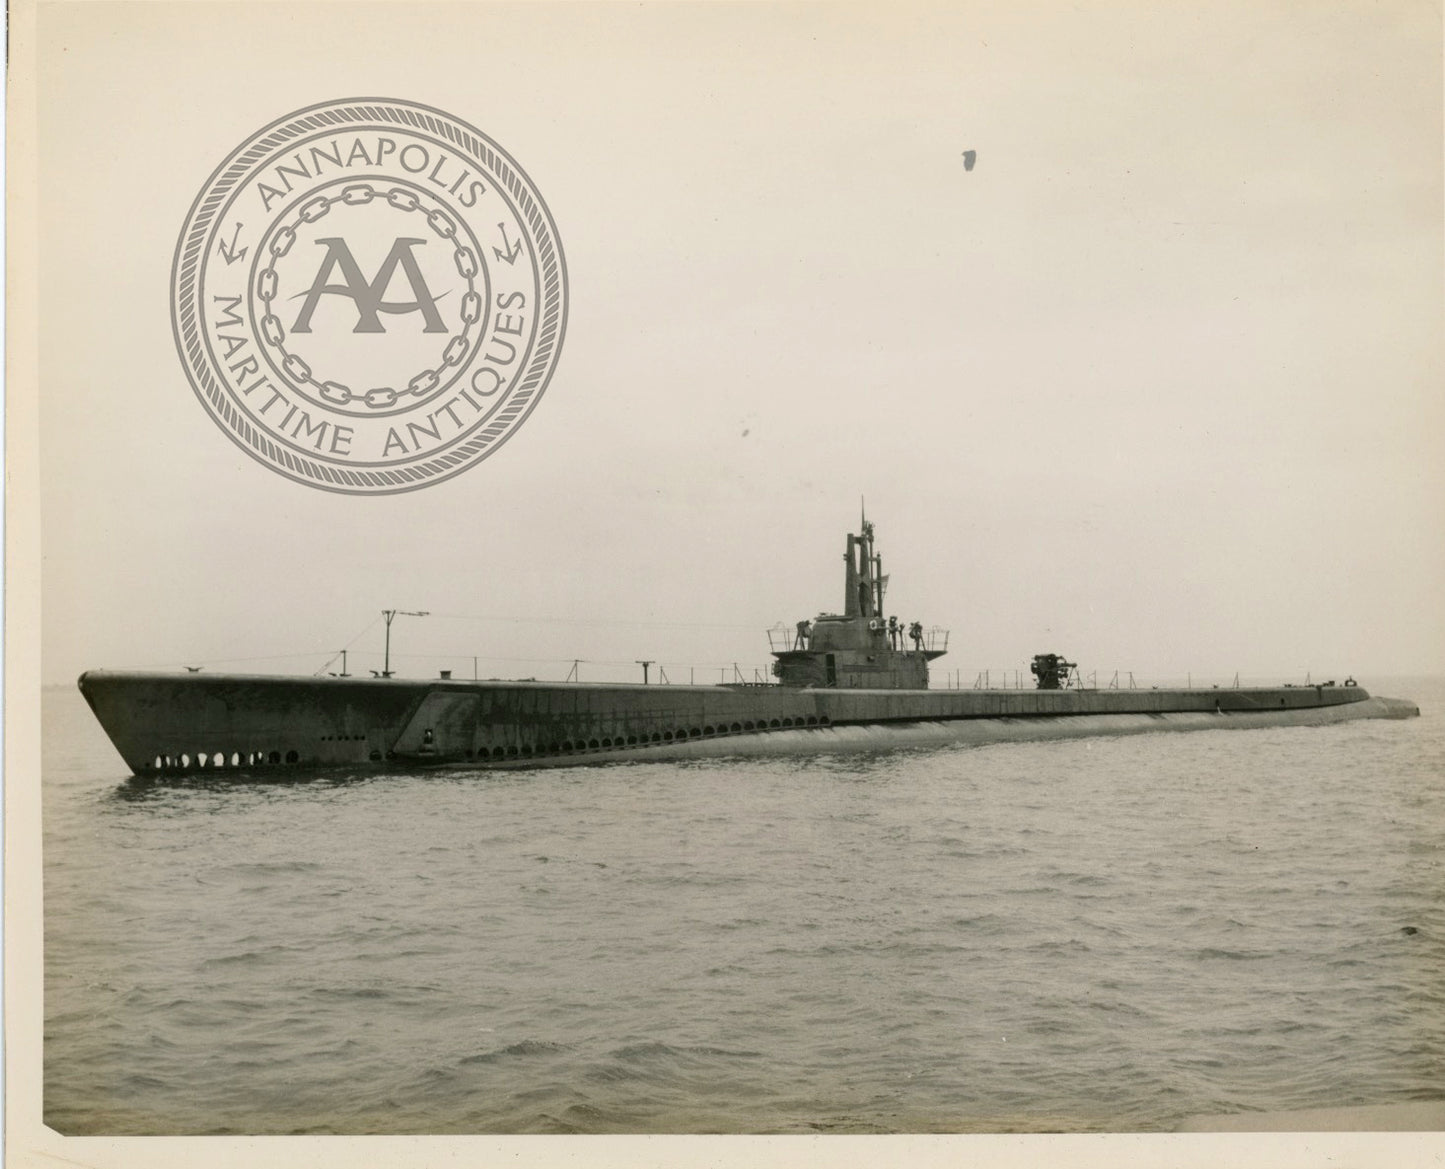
left=795, top=619, right=812, bottom=650
left=888, top=615, right=899, bottom=649
left=909, top=621, right=923, bottom=651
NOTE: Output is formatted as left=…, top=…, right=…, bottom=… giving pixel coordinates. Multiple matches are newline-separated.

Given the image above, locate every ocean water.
left=42, top=677, right=1445, bottom=1135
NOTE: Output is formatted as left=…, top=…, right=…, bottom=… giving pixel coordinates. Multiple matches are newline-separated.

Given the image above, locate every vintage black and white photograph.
left=8, top=1, right=1444, bottom=1165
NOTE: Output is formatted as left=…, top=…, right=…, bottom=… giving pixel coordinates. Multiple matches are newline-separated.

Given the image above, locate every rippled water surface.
left=43, top=679, right=1445, bottom=1134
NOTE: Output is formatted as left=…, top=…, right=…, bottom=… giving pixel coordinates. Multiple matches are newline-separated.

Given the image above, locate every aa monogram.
left=171, top=99, right=568, bottom=493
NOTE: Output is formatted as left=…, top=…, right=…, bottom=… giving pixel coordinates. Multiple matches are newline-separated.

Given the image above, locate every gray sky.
left=34, top=1, right=1444, bottom=687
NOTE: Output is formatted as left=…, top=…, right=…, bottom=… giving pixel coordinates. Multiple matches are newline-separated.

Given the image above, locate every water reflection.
left=112, top=768, right=388, bottom=801
left=108, top=761, right=562, bottom=802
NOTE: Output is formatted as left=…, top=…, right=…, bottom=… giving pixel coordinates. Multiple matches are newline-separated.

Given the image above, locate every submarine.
left=78, top=512, right=1419, bottom=776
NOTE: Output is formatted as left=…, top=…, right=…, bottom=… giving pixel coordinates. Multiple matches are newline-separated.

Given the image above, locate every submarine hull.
left=77, top=670, right=1416, bottom=778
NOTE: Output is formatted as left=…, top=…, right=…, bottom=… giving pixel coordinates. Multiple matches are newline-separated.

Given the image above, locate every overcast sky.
left=32, top=1, right=1443, bottom=688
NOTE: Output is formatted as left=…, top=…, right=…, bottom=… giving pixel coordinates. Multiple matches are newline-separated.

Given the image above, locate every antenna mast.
left=381, top=608, right=430, bottom=678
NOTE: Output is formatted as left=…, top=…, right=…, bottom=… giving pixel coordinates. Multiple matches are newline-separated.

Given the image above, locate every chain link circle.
left=252, top=181, right=484, bottom=413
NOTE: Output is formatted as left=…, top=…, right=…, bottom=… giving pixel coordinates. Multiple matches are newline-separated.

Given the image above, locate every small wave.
left=535, top=1102, right=648, bottom=1134
left=459, top=1039, right=569, bottom=1065
left=950, top=913, right=1007, bottom=930
left=1024, top=938, right=1094, bottom=954
left=215, top=861, right=324, bottom=875
left=1192, top=947, right=1272, bottom=961
left=306, top=986, right=393, bottom=1001
left=607, top=1041, right=764, bottom=1064
left=717, top=917, right=764, bottom=930
left=118, top=1072, right=171, bottom=1091
left=611, top=1041, right=682, bottom=1063
left=807, top=1117, right=897, bottom=1133
left=201, top=950, right=275, bottom=967
left=675, top=1044, right=763, bottom=1059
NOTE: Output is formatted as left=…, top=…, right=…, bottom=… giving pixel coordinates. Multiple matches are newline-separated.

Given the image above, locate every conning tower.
left=771, top=510, right=947, bottom=689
